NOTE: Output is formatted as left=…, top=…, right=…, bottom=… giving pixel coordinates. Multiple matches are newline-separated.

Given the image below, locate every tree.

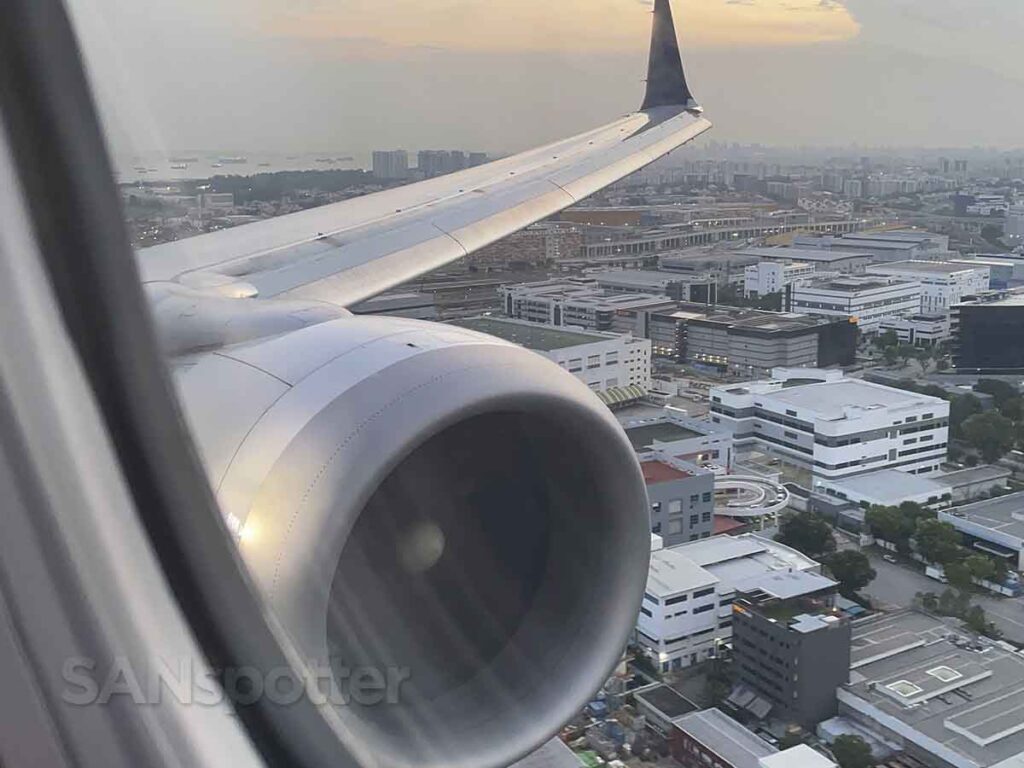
left=964, top=604, right=998, bottom=637
left=961, top=411, right=1016, bottom=463
left=865, top=505, right=905, bottom=546
left=965, top=554, right=998, bottom=584
left=777, top=511, right=836, bottom=559
left=826, top=551, right=877, bottom=598
left=896, top=343, right=918, bottom=367
left=944, top=560, right=974, bottom=592
left=832, top=734, right=874, bottom=768
left=1000, top=397, right=1023, bottom=422
left=950, top=394, right=984, bottom=440
left=875, top=329, right=899, bottom=350
left=882, top=346, right=898, bottom=366
left=915, top=519, right=962, bottom=566
left=975, top=379, right=1020, bottom=408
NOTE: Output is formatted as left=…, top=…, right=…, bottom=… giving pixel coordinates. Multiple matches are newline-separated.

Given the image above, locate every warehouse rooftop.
left=844, top=611, right=1024, bottom=767
left=450, top=316, right=614, bottom=351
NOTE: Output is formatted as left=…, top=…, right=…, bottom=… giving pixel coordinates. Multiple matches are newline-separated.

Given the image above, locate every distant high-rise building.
left=417, top=150, right=468, bottom=178
left=371, top=149, right=409, bottom=180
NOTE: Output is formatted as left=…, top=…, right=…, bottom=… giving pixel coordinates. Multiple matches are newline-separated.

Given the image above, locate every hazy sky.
left=68, top=0, right=1024, bottom=156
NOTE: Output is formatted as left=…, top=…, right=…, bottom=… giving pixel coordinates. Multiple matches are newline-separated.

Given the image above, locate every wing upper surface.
left=136, top=0, right=710, bottom=308
left=137, top=108, right=709, bottom=307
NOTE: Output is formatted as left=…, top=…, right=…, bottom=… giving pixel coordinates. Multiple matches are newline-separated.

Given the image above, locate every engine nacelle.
left=175, top=315, right=651, bottom=768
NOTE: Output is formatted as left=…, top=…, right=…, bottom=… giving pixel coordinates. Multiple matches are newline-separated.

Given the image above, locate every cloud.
left=261, top=0, right=862, bottom=54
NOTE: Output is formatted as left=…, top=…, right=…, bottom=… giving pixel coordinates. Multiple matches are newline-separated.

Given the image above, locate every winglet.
left=641, top=0, right=699, bottom=112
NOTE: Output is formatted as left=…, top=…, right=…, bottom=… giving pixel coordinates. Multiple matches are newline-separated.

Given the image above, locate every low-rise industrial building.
left=877, top=313, right=951, bottom=346
left=737, top=247, right=873, bottom=275
left=636, top=535, right=827, bottom=671
left=710, top=368, right=950, bottom=479
left=866, top=261, right=991, bottom=314
left=744, top=261, right=817, bottom=298
left=591, top=269, right=717, bottom=303
left=795, top=231, right=949, bottom=263
left=933, top=466, right=1013, bottom=504
left=938, top=492, right=1024, bottom=571
left=787, top=276, right=922, bottom=334
left=499, top=278, right=676, bottom=332
left=671, top=708, right=837, bottom=768
left=840, top=611, right=1024, bottom=768
left=814, top=468, right=952, bottom=510
left=449, top=317, right=651, bottom=402
left=624, top=409, right=734, bottom=470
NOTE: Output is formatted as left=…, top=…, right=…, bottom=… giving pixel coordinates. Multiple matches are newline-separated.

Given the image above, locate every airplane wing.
left=136, top=0, right=711, bottom=310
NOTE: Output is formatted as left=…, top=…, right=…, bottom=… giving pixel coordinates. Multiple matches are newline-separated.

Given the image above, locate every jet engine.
left=174, top=315, right=651, bottom=768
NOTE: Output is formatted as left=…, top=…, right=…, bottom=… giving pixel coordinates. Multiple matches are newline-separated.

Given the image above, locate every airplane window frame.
left=0, top=1, right=358, bottom=765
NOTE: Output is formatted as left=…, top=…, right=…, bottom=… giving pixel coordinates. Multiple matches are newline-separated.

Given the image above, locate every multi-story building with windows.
left=641, top=461, right=716, bottom=547
left=710, top=368, right=950, bottom=478
left=732, top=587, right=850, bottom=729
left=499, top=279, right=676, bottom=331
left=866, top=261, right=990, bottom=314
left=636, top=535, right=827, bottom=671
left=877, top=313, right=951, bottom=346
left=952, top=289, right=1024, bottom=373
left=787, top=276, right=922, bottom=334
left=449, top=317, right=651, bottom=402
left=737, top=247, right=872, bottom=275
left=744, top=261, right=816, bottom=298
left=370, top=149, right=409, bottom=180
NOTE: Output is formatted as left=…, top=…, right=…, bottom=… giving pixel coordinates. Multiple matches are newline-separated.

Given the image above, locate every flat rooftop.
left=960, top=290, right=1024, bottom=308
left=846, top=611, right=1024, bottom=767
left=641, top=460, right=692, bottom=484
left=759, top=745, right=835, bottom=768
left=869, top=260, right=989, bottom=276
left=592, top=270, right=683, bottom=288
left=942, top=492, right=1024, bottom=543
left=738, top=247, right=873, bottom=264
left=626, top=420, right=705, bottom=449
left=672, top=708, right=777, bottom=768
left=764, top=378, right=946, bottom=420
left=449, top=317, right=610, bottom=351
left=667, top=535, right=823, bottom=596
left=936, top=465, right=1012, bottom=489
left=823, top=469, right=947, bottom=503
left=646, top=547, right=718, bottom=598
left=636, top=685, right=699, bottom=721
left=803, top=276, right=915, bottom=293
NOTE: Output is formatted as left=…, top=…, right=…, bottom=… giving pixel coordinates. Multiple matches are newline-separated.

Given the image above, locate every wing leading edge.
left=137, top=0, right=710, bottom=311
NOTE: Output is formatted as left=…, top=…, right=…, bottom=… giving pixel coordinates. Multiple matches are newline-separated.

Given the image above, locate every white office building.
left=449, top=316, right=651, bottom=400
left=866, top=261, right=990, bottom=314
left=499, top=278, right=676, bottom=332
left=710, top=368, right=950, bottom=478
left=737, top=247, right=872, bottom=275
left=744, top=261, right=816, bottom=298
left=876, top=313, right=951, bottom=346
left=637, top=535, right=831, bottom=671
left=788, top=275, right=921, bottom=333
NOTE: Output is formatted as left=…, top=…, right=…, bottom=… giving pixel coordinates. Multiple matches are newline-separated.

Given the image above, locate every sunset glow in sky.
left=266, top=0, right=862, bottom=52
left=69, top=0, right=1024, bottom=152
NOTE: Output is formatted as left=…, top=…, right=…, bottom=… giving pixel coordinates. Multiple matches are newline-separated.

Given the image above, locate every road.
left=856, top=546, right=1024, bottom=643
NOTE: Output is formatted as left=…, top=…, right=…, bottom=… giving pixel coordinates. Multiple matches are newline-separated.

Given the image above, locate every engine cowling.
left=175, top=315, right=651, bottom=768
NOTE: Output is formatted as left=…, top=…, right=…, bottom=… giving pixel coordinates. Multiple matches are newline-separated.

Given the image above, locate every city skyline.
left=69, top=0, right=1024, bottom=157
